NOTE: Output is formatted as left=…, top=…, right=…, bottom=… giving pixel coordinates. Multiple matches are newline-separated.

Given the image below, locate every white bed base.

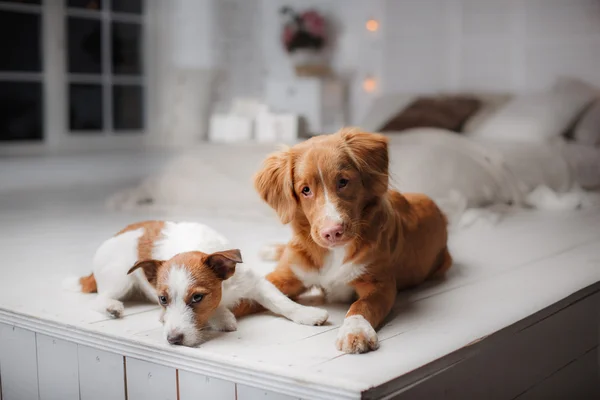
left=0, top=286, right=597, bottom=400
left=1, top=154, right=599, bottom=400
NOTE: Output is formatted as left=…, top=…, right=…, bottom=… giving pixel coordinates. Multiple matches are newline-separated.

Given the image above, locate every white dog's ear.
left=205, top=249, right=242, bottom=280
left=127, top=260, right=164, bottom=285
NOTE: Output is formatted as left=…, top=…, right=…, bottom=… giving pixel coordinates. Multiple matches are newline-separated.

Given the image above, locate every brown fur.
left=128, top=248, right=242, bottom=331
left=117, top=220, right=165, bottom=261
left=79, top=273, right=97, bottom=293
left=252, top=128, right=451, bottom=351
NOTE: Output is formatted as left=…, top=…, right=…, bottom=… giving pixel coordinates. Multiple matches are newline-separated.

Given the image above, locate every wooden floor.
left=0, top=154, right=599, bottom=399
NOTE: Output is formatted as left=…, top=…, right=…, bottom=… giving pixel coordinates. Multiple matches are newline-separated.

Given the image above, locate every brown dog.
left=240, top=127, right=451, bottom=354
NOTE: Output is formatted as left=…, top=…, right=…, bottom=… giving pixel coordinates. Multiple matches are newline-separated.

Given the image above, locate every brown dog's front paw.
left=335, top=315, right=379, bottom=354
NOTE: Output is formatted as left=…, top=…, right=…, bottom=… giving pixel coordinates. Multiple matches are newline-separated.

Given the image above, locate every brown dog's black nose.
left=167, top=333, right=184, bottom=345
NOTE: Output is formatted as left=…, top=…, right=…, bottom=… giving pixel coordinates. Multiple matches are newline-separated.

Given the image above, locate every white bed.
left=0, top=154, right=598, bottom=400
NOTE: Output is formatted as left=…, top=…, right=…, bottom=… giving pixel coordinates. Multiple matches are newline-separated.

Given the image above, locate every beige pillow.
left=573, top=99, right=600, bottom=146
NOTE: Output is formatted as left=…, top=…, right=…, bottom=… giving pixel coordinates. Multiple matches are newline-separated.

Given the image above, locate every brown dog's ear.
left=127, top=259, right=164, bottom=286
left=340, top=128, right=389, bottom=197
left=254, top=148, right=297, bottom=224
left=206, top=249, right=243, bottom=280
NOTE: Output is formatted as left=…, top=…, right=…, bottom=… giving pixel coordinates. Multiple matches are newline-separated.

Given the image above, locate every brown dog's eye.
left=158, top=296, right=168, bottom=306
left=338, top=178, right=349, bottom=189
left=301, top=186, right=312, bottom=196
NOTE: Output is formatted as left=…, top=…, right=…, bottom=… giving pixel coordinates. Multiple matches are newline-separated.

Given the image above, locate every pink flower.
left=282, top=23, right=295, bottom=47
left=302, top=10, right=326, bottom=38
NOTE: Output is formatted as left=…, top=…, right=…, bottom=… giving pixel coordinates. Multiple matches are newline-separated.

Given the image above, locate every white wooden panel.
left=78, top=346, right=126, bottom=400
left=237, top=384, right=301, bottom=400
left=178, top=370, right=235, bottom=400
left=36, top=334, right=79, bottom=400
left=125, top=358, right=177, bottom=400
left=0, top=324, right=39, bottom=400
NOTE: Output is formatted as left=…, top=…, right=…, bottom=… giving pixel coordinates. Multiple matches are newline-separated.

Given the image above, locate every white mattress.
left=0, top=155, right=599, bottom=399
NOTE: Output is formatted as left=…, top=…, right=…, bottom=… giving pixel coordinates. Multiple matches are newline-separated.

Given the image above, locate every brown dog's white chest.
left=290, top=247, right=366, bottom=303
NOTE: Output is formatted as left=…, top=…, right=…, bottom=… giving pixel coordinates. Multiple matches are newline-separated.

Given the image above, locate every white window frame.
left=0, top=0, right=158, bottom=156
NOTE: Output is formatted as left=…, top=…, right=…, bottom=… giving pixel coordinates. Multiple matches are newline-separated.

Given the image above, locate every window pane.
left=69, top=84, right=103, bottom=131
left=67, top=0, right=101, bottom=10
left=0, top=11, right=41, bottom=72
left=0, top=81, right=43, bottom=141
left=111, top=0, right=142, bottom=14
left=111, top=22, right=142, bottom=75
left=67, top=17, right=102, bottom=74
left=0, top=0, right=42, bottom=5
left=113, top=85, right=143, bottom=131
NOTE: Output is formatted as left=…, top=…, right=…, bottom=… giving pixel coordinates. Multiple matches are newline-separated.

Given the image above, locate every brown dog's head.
left=254, top=128, right=389, bottom=248
left=127, top=249, right=242, bottom=347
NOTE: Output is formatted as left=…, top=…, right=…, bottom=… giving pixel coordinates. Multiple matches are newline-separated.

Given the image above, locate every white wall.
left=212, top=0, right=600, bottom=126
left=382, top=0, right=600, bottom=96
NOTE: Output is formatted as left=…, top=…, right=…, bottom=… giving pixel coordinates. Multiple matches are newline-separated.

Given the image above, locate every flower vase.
left=290, top=49, right=331, bottom=77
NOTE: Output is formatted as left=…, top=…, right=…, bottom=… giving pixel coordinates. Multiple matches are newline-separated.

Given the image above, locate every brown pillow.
left=379, top=96, right=481, bottom=132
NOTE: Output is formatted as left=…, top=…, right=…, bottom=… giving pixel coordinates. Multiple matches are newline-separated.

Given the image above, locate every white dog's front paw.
left=335, top=315, right=379, bottom=354
left=209, top=307, right=238, bottom=332
left=289, top=306, right=329, bottom=326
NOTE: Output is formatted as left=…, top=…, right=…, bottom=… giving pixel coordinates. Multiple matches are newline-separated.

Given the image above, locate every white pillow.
left=573, top=99, right=600, bottom=146
left=462, top=93, right=511, bottom=134
left=385, top=129, right=523, bottom=208
left=360, top=93, right=418, bottom=132
left=467, top=78, right=596, bottom=142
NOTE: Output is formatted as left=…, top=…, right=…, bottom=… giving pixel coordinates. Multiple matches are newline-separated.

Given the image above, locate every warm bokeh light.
left=366, top=19, right=379, bottom=32
left=363, top=77, right=377, bottom=92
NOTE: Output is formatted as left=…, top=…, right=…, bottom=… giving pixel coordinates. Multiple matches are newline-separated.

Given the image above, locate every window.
left=0, top=0, right=148, bottom=151
left=0, top=0, right=43, bottom=141
left=66, top=0, right=145, bottom=134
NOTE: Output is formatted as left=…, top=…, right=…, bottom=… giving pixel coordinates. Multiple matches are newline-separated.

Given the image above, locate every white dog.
left=64, top=220, right=328, bottom=347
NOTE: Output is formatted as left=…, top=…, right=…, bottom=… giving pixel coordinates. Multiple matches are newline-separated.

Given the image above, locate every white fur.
left=67, top=221, right=329, bottom=346
left=258, top=243, right=281, bottom=261
left=336, top=315, right=379, bottom=354
left=318, top=167, right=342, bottom=223
left=163, top=265, right=198, bottom=346
left=208, top=305, right=238, bottom=332
left=221, top=263, right=329, bottom=326
left=87, top=228, right=145, bottom=318
left=153, top=221, right=231, bottom=260
left=291, top=246, right=366, bottom=303
left=62, top=276, right=82, bottom=292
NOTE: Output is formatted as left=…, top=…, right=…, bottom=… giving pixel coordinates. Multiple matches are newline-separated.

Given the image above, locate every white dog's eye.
left=191, top=294, right=204, bottom=304
left=158, top=296, right=168, bottom=306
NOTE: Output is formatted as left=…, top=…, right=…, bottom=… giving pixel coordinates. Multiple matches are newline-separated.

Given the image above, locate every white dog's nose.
left=167, top=332, right=184, bottom=345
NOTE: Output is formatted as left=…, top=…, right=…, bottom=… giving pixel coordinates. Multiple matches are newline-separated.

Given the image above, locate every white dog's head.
left=128, top=249, right=242, bottom=347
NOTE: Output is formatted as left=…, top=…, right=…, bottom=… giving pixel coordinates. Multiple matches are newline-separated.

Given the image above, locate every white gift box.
left=255, top=111, right=299, bottom=143
left=208, top=98, right=267, bottom=143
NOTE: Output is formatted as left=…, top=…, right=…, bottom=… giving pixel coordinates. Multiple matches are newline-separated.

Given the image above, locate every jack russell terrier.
left=64, top=220, right=329, bottom=347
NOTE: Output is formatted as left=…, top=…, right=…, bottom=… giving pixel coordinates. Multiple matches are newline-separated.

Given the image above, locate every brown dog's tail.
left=258, top=244, right=285, bottom=262
left=62, top=273, right=97, bottom=293
left=429, top=247, right=453, bottom=280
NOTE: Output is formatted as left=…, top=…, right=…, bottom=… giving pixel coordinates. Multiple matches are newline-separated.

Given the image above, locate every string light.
left=363, top=77, right=377, bottom=93
left=366, top=19, right=379, bottom=32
